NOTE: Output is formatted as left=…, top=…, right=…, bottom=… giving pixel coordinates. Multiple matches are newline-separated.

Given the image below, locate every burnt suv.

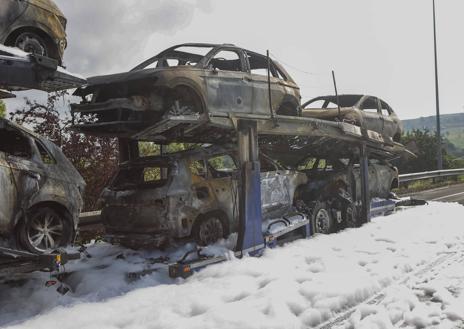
left=99, top=146, right=307, bottom=248
left=71, top=43, right=301, bottom=138
left=0, top=119, right=84, bottom=253
left=0, top=0, right=67, bottom=64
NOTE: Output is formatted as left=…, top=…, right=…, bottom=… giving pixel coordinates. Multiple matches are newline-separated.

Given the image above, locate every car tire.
left=311, top=201, right=335, bottom=235
left=192, top=215, right=225, bottom=246
left=166, top=86, right=203, bottom=117
left=13, top=32, right=50, bottom=58
left=18, top=207, right=73, bottom=254
left=277, top=103, right=298, bottom=116
left=344, top=204, right=359, bottom=228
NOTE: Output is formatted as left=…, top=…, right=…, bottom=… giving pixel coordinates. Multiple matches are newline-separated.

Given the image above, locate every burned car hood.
left=28, top=0, right=65, bottom=17
left=74, top=69, right=159, bottom=96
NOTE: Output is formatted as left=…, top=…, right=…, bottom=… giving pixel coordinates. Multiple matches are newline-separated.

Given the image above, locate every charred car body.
left=0, top=119, right=84, bottom=254
left=302, top=95, right=403, bottom=143
left=99, top=145, right=307, bottom=248
left=71, top=43, right=301, bottom=137
left=0, top=0, right=67, bottom=64
left=294, top=156, right=398, bottom=234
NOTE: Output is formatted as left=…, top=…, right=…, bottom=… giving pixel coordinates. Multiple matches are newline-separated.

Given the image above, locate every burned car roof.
left=303, top=95, right=366, bottom=108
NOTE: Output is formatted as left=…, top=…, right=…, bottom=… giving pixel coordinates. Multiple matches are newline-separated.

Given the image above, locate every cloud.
left=55, top=0, right=212, bottom=76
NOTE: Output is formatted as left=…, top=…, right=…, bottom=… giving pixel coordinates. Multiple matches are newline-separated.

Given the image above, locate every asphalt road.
left=408, top=182, right=464, bottom=205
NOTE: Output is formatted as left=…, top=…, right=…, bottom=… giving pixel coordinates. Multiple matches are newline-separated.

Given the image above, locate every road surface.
left=408, top=182, right=464, bottom=205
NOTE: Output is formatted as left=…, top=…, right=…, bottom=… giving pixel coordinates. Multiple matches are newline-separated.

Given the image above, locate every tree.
left=396, top=129, right=463, bottom=173
left=9, top=92, right=119, bottom=211
left=0, top=100, right=6, bottom=118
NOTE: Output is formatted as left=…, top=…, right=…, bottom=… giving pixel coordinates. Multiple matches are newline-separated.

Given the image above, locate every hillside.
left=403, top=113, right=464, bottom=152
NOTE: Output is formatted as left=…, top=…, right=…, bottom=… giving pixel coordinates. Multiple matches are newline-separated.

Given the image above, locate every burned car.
left=0, top=119, right=84, bottom=253
left=99, top=145, right=307, bottom=248
left=71, top=43, right=301, bottom=137
left=301, top=95, right=403, bottom=142
left=0, top=0, right=67, bottom=64
left=294, top=156, right=399, bottom=234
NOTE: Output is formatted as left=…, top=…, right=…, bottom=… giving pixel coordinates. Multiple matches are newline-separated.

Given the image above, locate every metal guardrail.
left=399, top=168, right=464, bottom=183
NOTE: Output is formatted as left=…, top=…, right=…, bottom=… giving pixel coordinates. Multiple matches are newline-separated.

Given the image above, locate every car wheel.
left=311, top=202, right=335, bottom=234
left=344, top=204, right=359, bottom=228
left=193, top=215, right=225, bottom=246
left=13, top=32, right=49, bottom=58
left=19, top=207, right=73, bottom=254
left=166, top=86, right=203, bottom=117
left=277, top=103, right=298, bottom=116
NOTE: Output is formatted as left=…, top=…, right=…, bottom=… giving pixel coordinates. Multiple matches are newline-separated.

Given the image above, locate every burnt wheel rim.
left=15, top=33, right=47, bottom=57
left=346, top=207, right=356, bottom=228
left=198, top=217, right=224, bottom=245
left=27, top=212, right=64, bottom=252
left=315, top=209, right=330, bottom=234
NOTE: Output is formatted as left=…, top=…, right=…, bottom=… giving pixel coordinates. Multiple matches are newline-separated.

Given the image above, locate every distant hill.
left=403, top=113, right=464, bottom=152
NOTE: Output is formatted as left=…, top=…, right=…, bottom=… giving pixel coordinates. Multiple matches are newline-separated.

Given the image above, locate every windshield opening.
left=111, top=164, right=171, bottom=190
left=132, top=45, right=215, bottom=71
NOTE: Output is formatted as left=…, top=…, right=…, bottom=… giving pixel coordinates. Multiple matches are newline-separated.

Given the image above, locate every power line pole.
left=433, top=0, right=443, bottom=170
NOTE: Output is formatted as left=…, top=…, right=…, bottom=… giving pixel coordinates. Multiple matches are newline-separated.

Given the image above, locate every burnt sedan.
left=0, top=0, right=67, bottom=64
left=71, top=43, right=301, bottom=137
left=99, top=145, right=307, bottom=248
left=301, top=95, right=403, bottom=142
left=0, top=119, right=84, bottom=253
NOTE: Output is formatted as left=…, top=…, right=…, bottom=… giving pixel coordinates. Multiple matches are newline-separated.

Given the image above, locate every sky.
left=4, top=0, right=464, bottom=120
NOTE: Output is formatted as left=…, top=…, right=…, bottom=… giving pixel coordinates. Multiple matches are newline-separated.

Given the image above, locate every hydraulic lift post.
left=359, top=143, right=371, bottom=224
left=235, top=120, right=265, bottom=255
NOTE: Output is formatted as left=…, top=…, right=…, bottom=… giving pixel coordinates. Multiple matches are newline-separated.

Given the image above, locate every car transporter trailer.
left=1, top=43, right=405, bottom=282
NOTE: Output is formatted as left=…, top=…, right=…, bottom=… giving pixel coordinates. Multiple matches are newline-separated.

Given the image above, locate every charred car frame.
left=99, top=145, right=307, bottom=249
left=302, top=95, right=404, bottom=143
left=0, top=0, right=67, bottom=64
left=0, top=119, right=84, bottom=254
left=71, top=43, right=301, bottom=137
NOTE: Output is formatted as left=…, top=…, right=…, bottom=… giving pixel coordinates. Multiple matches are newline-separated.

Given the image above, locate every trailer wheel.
left=311, top=202, right=335, bottom=234
left=192, top=215, right=225, bottom=246
left=18, top=207, right=73, bottom=254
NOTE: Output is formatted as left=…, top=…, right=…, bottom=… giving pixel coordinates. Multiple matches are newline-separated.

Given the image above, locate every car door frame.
left=358, top=96, right=382, bottom=133
left=378, top=99, right=397, bottom=138
left=202, top=46, right=252, bottom=114
left=0, top=150, right=17, bottom=233
left=243, top=50, right=290, bottom=116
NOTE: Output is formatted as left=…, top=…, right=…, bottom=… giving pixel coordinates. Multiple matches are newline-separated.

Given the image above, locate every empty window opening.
left=208, top=50, right=243, bottom=72
left=360, top=98, right=379, bottom=113
left=0, top=128, right=31, bottom=159
left=189, top=160, right=207, bottom=180
left=208, top=155, right=237, bottom=178
left=35, top=141, right=56, bottom=164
